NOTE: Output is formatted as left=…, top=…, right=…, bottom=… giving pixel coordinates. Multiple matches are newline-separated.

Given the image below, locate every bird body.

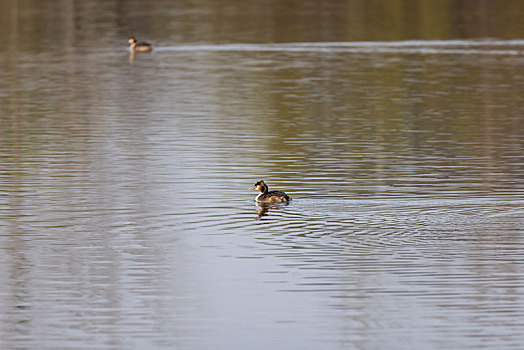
left=251, top=181, right=291, bottom=204
left=128, top=37, right=153, bottom=52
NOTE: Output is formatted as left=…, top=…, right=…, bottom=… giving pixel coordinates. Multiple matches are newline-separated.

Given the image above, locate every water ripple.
left=157, top=40, right=524, bottom=56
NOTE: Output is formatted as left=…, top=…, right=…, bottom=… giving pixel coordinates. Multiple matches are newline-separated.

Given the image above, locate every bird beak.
left=250, top=186, right=256, bottom=190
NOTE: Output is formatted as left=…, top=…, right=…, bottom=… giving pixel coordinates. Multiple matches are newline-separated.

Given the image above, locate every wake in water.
left=155, top=39, right=524, bottom=55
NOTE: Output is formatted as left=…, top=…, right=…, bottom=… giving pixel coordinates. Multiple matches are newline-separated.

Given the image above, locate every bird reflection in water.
left=255, top=202, right=290, bottom=220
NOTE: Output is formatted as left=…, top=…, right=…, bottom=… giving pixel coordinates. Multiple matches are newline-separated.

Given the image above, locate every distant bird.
left=128, top=37, right=153, bottom=52
left=251, top=180, right=291, bottom=204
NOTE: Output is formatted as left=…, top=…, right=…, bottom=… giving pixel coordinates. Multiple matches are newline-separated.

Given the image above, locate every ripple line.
left=156, top=40, right=524, bottom=56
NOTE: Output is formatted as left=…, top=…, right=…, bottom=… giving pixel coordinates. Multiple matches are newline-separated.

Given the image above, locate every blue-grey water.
left=1, top=1, right=524, bottom=349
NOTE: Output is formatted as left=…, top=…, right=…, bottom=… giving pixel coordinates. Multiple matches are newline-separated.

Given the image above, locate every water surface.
left=1, top=1, right=524, bottom=349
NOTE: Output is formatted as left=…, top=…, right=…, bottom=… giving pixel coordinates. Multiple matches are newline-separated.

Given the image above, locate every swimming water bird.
left=128, top=37, right=153, bottom=52
left=251, top=180, right=291, bottom=204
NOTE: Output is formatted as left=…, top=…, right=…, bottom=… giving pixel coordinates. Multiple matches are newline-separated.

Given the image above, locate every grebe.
left=128, top=37, right=153, bottom=52
left=251, top=180, right=291, bottom=204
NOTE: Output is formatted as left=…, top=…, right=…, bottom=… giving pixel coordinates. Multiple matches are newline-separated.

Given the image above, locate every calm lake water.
left=1, top=1, right=524, bottom=349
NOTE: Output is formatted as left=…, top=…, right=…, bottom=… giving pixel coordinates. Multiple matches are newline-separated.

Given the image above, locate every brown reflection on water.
left=208, top=48, right=523, bottom=197
left=2, top=0, right=524, bottom=53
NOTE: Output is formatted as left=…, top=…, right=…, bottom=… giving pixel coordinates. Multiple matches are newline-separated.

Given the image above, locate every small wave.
left=156, top=39, right=524, bottom=56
